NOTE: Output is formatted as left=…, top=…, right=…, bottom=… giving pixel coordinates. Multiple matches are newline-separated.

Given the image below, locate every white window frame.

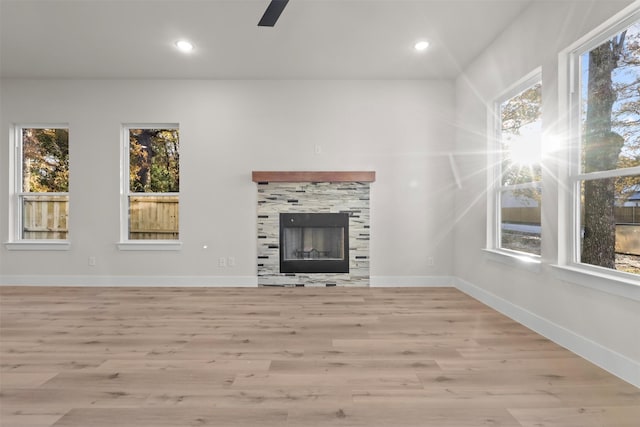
left=117, top=123, right=181, bottom=251
left=5, top=124, right=70, bottom=251
left=485, top=69, right=543, bottom=271
left=555, top=3, right=640, bottom=300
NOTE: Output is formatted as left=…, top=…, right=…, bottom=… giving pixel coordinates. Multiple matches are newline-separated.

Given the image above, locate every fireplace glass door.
left=280, top=213, right=349, bottom=273
left=283, top=227, right=344, bottom=261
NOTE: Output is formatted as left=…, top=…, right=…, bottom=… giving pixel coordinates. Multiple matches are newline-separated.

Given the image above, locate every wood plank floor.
left=1, top=286, right=638, bottom=427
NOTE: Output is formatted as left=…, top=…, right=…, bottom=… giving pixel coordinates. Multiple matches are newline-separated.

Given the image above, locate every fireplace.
left=280, top=213, right=349, bottom=273
left=253, top=171, right=374, bottom=287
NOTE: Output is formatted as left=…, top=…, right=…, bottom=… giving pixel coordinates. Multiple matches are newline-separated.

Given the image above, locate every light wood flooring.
left=1, top=286, right=638, bottom=427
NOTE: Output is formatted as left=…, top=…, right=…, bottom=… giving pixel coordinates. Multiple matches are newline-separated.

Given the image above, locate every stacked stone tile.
left=256, top=181, right=370, bottom=287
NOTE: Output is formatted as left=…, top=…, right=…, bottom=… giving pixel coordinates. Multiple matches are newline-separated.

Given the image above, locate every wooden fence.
left=616, top=224, right=640, bottom=256
left=128, top=196, right=179, bottom=240
left=21, top=195, right=179, bottom=240
left=501, top=207, right=541, bottom=225
left=615, top=208, right=640, bottom=255
left=502, top=206, right=639, bottom=225
left=502, top=206, right=639, bottom=255
left=614, top=206, right=639, bottom=224
left=22, top=195, right=69, bottom=239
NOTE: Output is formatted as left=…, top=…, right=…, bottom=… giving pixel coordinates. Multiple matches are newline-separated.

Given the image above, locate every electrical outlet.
left=88, top=256, right=96, bottom=266
left=228, top=256, right=236, bottom=267
left=218, top=257, right=227, bottom=268
left=314, top=144, right=322, bottom=154
left=427, top=257, right=434, bottom=266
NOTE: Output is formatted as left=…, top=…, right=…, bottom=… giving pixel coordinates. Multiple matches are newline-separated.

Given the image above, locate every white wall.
left=0, top=80, right=455, bottom=284
left=453, top=0, right=640, bottom=379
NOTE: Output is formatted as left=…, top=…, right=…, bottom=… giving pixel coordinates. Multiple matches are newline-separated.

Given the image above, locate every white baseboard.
left=370, top=275, right=455, bottom=287
left=0, top=275, right=456, bottom=288
left=0, top=275, right=258, bottom=287
left=454, top=277, right=640, bottom=389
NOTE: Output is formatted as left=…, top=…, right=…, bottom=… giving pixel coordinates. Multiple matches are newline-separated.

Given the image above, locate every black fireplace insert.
left=279, top=213, right=349, bottom=273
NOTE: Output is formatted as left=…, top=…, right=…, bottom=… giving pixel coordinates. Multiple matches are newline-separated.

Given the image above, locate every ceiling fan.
left=258, top=0, right=289, bottom=27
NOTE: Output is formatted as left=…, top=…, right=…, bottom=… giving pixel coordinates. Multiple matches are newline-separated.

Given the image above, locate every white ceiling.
left=0, top=0, right=536, bottom=80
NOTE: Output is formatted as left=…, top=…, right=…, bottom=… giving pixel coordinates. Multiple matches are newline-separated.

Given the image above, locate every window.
left=489, top=71, right=543, bottom=260
left=120, top=125, right=180, bottom=247
left=570, top=13, right=640, bottom=277
left=11, top=126, right=69, bottom=244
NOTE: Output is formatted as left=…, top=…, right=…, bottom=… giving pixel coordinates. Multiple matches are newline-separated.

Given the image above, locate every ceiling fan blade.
left=258, top=0, right=289, bottom=27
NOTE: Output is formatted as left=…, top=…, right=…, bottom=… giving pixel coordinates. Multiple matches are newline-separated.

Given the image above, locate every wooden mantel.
left=252, top=171, right=375, bottom=183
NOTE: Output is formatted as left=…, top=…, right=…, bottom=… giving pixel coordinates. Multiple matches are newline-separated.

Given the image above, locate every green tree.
left=22, top=128, right=69, bottom=192
left=612, top=27, right=640, bottom=206
left=501, top=83, right=542, bottom=138
left=129, top=128, right=179, bottom=193
left=581, top=28, right=633, bottom=269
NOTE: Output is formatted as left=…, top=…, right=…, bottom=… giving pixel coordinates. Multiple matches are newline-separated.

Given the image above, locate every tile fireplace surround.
left=253, top=171, right=375, bottom=287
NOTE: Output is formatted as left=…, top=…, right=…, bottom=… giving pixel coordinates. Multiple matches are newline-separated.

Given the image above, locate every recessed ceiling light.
left=414, top=41, right=430, bottom=51
left=175, top=40, right=194, bottom=53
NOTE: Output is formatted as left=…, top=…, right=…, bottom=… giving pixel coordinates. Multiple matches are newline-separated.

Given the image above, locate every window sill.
left=551, top=264, right=640, bottom=302
left=5, top=241, right=71, bottom=251
left=483, top=248, right=542, bottom=273
left=117, top=241, right=182, bottom=251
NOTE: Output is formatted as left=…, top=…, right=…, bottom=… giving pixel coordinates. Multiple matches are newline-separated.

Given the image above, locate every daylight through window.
left=574, top=17, right=640, bottom=275
left=124, top=126, right=180, bottom=241
left=16, top=127, right=69, bottom=240
left=493, top=74, right=543, bottom=257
